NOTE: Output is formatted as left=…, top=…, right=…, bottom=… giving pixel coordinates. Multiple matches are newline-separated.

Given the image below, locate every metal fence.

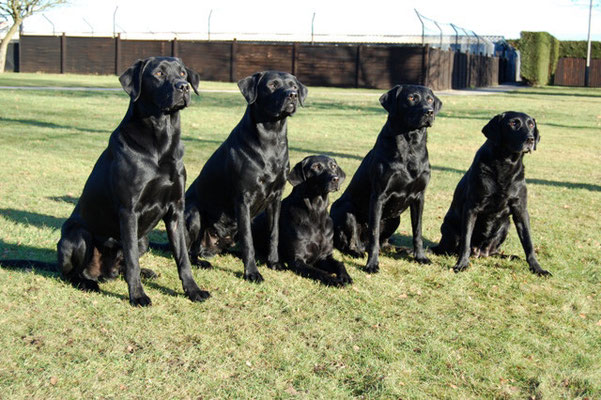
left=414, top=9, right=495, bottom=56
left=17, top=34, right=503, bottom=91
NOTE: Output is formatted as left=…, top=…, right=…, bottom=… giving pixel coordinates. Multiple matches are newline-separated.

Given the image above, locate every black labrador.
left=252, top=155, right=352, bottom=286
left=57, top=56, right=211, bottom=306
left=432, top=112, right=550, bottom=276
left=330, top=84, right=442, bottom=273
left=184, top=71, right=307, bottom=282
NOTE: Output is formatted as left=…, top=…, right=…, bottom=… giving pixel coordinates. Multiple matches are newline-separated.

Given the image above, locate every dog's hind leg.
left=317, top=255, right=353, bottom=286
left=290, top=259, right=348, bottom=287
left=57, top=221, right=99, bottom=292
left=333, top=207, right=365, bottom=258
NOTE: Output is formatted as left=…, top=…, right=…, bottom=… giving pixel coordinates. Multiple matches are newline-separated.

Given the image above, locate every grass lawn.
left=0, top=73, right=600, bottom=399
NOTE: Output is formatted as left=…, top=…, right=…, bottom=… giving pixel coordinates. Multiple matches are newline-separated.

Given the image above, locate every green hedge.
left=559, top=41, right=601, bottom=58
left=518, top=31, right=560, bottom=86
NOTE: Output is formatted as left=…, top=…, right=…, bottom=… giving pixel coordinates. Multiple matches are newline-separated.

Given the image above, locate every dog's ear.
left=336, top=163, right=346, bottom=184
left=533, top=118, right=540, bottom=151
left=288, top=157, right=310, bottom=186
left=379, top=85, right=402, bottom=115
left=295, top=78, right=308, bottom=106
left=185, top=66, right=200, bottom=95
left=432, top=93, right=443, bottom=115
left=119, top=58, right=149, bottom=102
left=237, top=72, right=264, bottom=105
left=482, top=113, right=506, bottom=145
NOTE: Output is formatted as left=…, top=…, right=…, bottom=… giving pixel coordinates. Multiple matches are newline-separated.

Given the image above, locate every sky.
left=10, top=0, right=601, bottom=42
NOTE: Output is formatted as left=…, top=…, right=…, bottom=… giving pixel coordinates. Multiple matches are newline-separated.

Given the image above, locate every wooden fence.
left=18, top=34, right=501, bottom=91
left=554, top=57, right=601, bottom=87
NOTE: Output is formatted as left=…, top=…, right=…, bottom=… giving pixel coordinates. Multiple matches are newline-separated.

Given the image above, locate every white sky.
left=15, top=0, right=601, bottom=41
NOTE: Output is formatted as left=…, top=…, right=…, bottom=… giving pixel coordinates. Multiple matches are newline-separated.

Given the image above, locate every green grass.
left=1, top=73, right=600, bottom=399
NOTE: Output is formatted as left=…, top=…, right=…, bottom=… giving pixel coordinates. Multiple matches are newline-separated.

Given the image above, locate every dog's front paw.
left=530, top=266, right=552, bottom=277
left=453, top=261, right=469, bottom=273
left=129, top=293, right=152, bottom=307
left=267, top=261, right=285, bottom=271
left=415, top=255, right=432, bottom=265
left=186, top=288, right=211, bottom=302
left=365, top=261, right=379, bottom=274
left=337, top=272, right=353, bottom=286
left=244, top=271, right=264, bottom=283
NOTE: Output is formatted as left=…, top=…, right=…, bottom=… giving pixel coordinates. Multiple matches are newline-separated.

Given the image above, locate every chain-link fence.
left=414, top=9, right=495, bottom=56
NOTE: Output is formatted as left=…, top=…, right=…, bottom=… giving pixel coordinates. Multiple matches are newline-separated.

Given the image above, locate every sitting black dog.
left=252, top=155, right=352, bottom=286
left=184, top=71, right=307, bottom=282
left=432, top=111, right=550, bottom=276
left=57, top=57, right=210, bottom=306
left=330, top=84, right=442, bottom=273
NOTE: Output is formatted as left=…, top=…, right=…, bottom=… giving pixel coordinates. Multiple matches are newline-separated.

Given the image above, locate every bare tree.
left=0, top=0, right=67, bottom=73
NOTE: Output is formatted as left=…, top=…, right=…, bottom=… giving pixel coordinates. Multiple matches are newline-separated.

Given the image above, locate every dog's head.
left=238, top=71, right=308, bottom=119
left=379, top=84, right=442, bottom=129
left=482, top=111, right=540, bottom=154
left=119, top=57, right=200, bottom=113
left=288, top=155, right=345, bottom=194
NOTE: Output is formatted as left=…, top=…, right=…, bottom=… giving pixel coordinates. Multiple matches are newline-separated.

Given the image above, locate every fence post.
left=172, top=37, right=178, bottom=58
left=114, top=33, right=121, bottom=75
left=292, top=42, right=298, bottom=76
left=355, top=45, right=362, bottom=88
left=60, top=33, right=66, bottom=74
left=422, top=45, right=430, bottom=87
left=230, top=39, right=237, bottom=82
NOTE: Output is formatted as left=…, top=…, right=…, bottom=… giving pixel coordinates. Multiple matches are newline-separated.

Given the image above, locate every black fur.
left=431, top=111, right=550, bottom=276
left=330, top=84, right=442, bottom=273
left=56, top=57, right=210, bottom=306
left=184, top=71, right=308, bottom=282
left=253, top=155, right=352, bottom=286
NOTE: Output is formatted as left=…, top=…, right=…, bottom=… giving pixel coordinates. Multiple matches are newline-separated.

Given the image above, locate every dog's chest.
left=380, top=165, right=429, bottom=216
left=135, top=158, right=184, bottom=229
left=296, top=212, right=333, bottom=264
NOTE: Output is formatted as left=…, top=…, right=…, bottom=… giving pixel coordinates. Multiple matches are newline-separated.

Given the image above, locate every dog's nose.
left=288, top=91, right=298, bottom=99
left=526, top=137, right=535, bottom=145
left=426, top=108, right=434, bottom=116
left=176, top=81, right=190, bottom=93
left=331, top=176, right=339, bottom=183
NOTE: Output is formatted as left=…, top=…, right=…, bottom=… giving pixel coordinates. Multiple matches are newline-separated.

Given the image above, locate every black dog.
left=184, top=71, right=307, bottom=282
left=432, top=112, right=550, bottom=276
left=330, top=84, right=441, bottom=273
left=57, top=57, right=210, bottom=306
left=252, top=155, right=352, bottom=286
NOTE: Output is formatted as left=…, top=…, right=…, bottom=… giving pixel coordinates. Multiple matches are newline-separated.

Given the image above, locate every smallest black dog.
left=432, top=111, right=551, bottom=276
left=252, top=155, right=353, bottom=286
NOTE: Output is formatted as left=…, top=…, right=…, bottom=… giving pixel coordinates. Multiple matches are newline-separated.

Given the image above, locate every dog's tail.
left=0, top=259, right=59, bottom=273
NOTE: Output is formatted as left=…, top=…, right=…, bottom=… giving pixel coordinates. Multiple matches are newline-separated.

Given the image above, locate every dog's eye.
left=528, top=121, right=534, bottom=129
left=509, top=120, right=520, bottom=128
left=270, top=81, right=279, bottom=90
left=313, top=163, right=323, bottom=172
left=180, top=71, right=186, bottom=77
left=155, top=71, right=164, bottom=78
left=427, top=97, right=433, bottom=104
left=408, top=95, right=414, bottom=102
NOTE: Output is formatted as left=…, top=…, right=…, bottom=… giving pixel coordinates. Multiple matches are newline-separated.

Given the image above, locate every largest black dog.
left=57, top=57, right=210, bottom=306
left=330, top=84, right=442, bottom=273
left=184, top=71, right=307, bottom=282
left=432, top=112, right=550, bottom=276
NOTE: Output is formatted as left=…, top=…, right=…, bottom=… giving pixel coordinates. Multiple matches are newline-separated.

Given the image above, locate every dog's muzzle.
left=522, top=137, right=535, bottom=153
left=283, top=90, right=299, bottom=113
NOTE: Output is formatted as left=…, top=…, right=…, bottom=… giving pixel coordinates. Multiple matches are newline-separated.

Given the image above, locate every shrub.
left=518, top=32, right=559, bottom=86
